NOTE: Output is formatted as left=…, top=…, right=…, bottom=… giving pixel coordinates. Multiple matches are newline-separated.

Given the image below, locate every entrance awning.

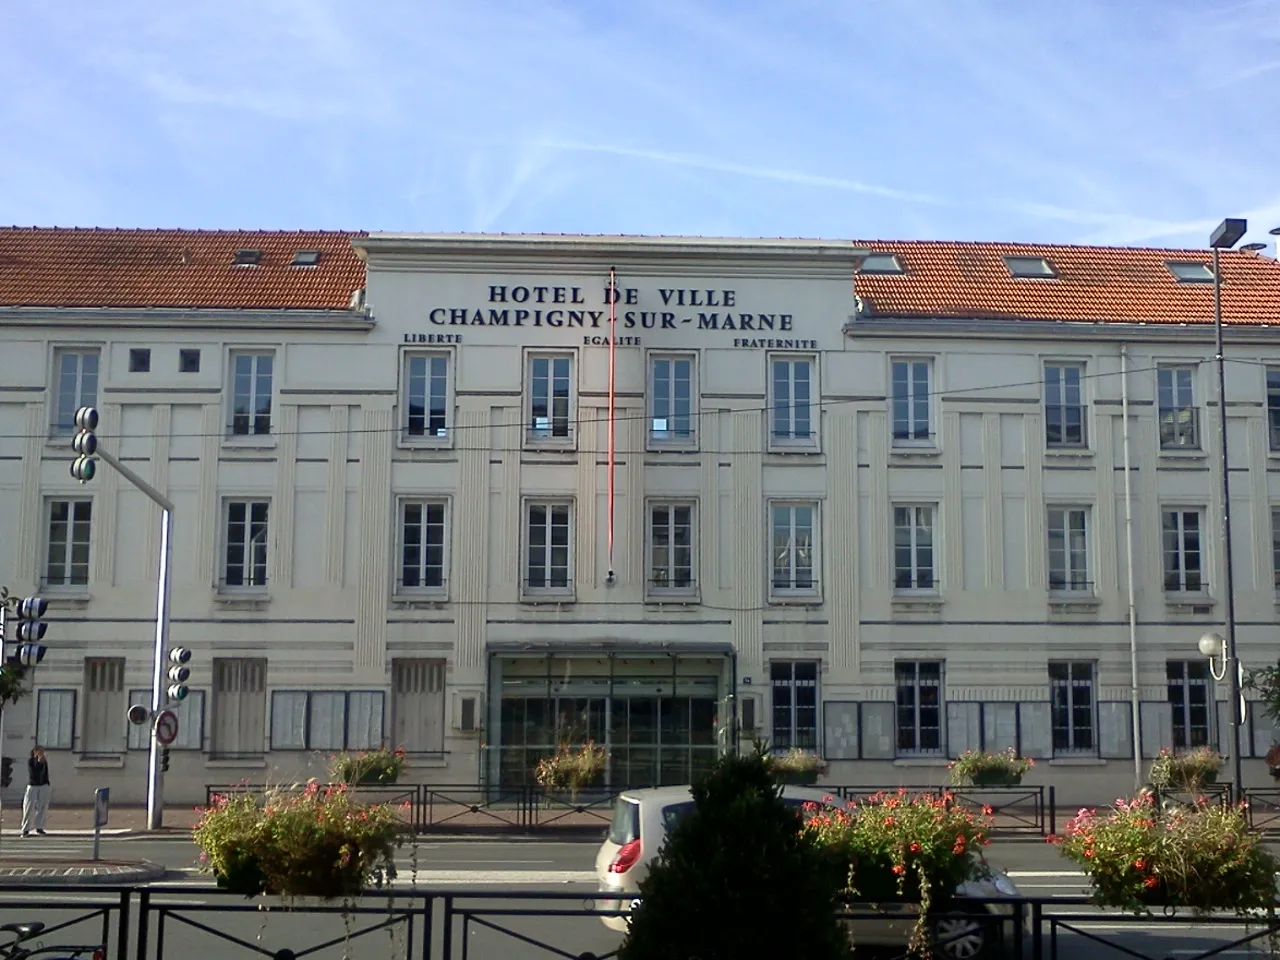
left=486, top=639, right=734, bottom=656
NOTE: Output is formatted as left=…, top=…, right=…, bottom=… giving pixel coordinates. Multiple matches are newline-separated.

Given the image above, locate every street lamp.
left=1208, top=217, right=1247, bottom=801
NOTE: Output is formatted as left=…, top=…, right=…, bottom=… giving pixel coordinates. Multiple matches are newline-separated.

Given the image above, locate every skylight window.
left=1003, top=255, right=1057, bottom=279
left=1165, top=261, right=1215, bottom=283
left=292, top=249, right=322, bottom=267
left=233, top=248, right=263, bottom=267
left=859, top=253, right=905, bottom=275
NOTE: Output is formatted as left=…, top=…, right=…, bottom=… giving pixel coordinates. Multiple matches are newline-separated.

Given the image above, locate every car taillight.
left=609, top=838, right=642, bottom=873
left=92, top=951, right=105, bottom=960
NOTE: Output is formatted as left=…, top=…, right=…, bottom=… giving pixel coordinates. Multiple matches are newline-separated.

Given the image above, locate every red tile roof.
left=853, top=240, right=1280, bottom=326
left=0, top=228, right=366, bottom=310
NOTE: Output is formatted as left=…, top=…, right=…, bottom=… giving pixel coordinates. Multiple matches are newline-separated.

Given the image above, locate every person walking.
left=21, top=746, right=50, bottom=837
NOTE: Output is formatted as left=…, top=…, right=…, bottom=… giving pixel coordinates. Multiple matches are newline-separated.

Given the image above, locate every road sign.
left=155, top=709, right=179, bottom=746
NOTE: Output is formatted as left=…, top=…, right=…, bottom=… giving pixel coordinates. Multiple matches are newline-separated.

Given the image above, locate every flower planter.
left=968, top=771, right=1022, bottom=787
left=357, top=770, right=399, bottom=785
left=776, top=769, right=820, bottom=786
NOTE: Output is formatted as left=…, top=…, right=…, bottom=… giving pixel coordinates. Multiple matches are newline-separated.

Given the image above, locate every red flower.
left=952, top=842, right=966, bottom=854
left=883, top=816, right=896, bottom=826
left=1133, top=859, right=1146, bottom=870
left=909, top=842, right=922, bottom=854
left=982, top=805, right=994, bottom=815
left=1084, top=848, right=1095, bottom=859
left=1144, top=876, right=1159, bottom=889
left=892, top=863, right=906, bottom=876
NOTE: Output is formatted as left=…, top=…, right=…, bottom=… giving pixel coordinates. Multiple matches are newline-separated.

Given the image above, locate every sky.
left=3, top=0, right=1280, bottom=249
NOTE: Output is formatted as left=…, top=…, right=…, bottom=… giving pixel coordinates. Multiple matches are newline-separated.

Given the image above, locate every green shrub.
left=1148, top=747, right=1222, bottom=790
left=618, top=749, right=848, bottom=960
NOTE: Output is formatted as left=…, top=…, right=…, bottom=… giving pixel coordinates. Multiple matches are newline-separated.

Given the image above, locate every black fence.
left=206, top=782, right=1057, bottom=837
left=3, top=885, right=1280, bottom=960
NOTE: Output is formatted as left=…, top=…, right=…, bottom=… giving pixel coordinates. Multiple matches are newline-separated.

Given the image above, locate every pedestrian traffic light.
left=13, top=596, right=48, bottom=670
left=0, top=757, right=12, bottom=788
left=70, top=406, right=99, bottom=483
left=166, top=646, right=191, bottom=701
left=160, top=747, right=171, bottom=773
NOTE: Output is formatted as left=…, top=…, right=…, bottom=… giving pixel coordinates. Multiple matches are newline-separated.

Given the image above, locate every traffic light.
left=70, top=406, right=99, bottom=483
left=166, top=646, right=191, bottom=701
left=160, top=747, right=171, bottom=773
left=13, top=596, right=47, bottom=667
left=0, top=757, right=12, bottom=788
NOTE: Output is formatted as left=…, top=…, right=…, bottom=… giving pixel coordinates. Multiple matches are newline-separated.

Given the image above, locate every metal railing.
left=5, top=885, right=1280, bottom=960
left=207, top=782, right=1057, bottom=837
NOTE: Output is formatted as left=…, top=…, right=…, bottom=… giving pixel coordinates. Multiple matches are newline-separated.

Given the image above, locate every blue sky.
left=4, top=0, right=1280, bottom=248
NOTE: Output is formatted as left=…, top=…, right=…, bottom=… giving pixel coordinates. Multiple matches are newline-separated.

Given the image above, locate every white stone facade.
left=0, top=234, right=1276, bottom=807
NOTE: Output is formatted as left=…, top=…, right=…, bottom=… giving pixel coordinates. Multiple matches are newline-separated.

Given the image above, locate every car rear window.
left=660, top=796, right=812, bottom=833
left=609, top=799, right=641, bottom=845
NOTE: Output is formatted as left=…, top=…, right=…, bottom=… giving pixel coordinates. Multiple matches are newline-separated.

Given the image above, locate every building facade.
left=3, top=228, right=1280, bottom=805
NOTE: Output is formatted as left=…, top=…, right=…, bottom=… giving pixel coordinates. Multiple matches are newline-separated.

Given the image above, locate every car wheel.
left=931, top=910, right=991, bottom=960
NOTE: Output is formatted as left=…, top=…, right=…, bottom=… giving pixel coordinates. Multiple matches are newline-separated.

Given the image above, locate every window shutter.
left=1098, top=702, right=1133, bottom=759
left=270, top=692, right=308, bottom=750
left=37, top=690, right=76, bottom=750
left=859, top=702, right=895, bottom=759
left=173, top=691, right=205, bottom=750
left=982, top=702, right=1018, bottom=753
left=1018, top=702, right=1053, bottom=759
left=822, top=701, right=859, bottom=760
left=946, top=702, right=980, bottom=757
left=1139, top=701, right=1174, bottom=758
left=347, top=692, right=385, bottom=750
left=308, top=692, right=346, bottom=751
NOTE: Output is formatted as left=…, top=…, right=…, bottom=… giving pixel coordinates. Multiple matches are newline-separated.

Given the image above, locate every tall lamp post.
left=1208, top=217, right=1247, bottom=800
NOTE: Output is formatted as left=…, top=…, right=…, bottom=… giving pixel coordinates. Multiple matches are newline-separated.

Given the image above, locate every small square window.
left=234, top=248, right=263, bottom=267
left=129, top=348, right=151, bottom=373
left=179, top=349, right=201, bottom=373
left=1003, top=256, right=1057, bottom=279
left=1165, top=261, right=1215, bottom=283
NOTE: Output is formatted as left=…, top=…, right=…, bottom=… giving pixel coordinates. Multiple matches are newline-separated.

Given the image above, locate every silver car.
left=596, top=785, right=1021, bottom=960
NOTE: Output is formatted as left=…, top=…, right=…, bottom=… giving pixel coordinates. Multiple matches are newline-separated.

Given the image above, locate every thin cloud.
left=542, top=140, right=946, bottom=206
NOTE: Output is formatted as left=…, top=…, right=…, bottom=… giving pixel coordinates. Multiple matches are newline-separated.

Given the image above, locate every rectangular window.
left=770, top=661, right=818, bottom=752
left=128, top=689, right=204, bottom=750
left=649, top=354, right=695, bottom=445
left=52, top=348, right=100, bottom=436
left=44, top=499, right=92, bottom=587
left=770, top=502, right=818, bottom=597
left=228, top=351, right=274, bottom=437
left=648, top=502, right=695, bottom=593
left=1273, top=508, right=1280, bottom=592
left=222, top=500, right=269, bottom=590
left=36, top=689, right=76, bottom=750
left=82, top=657, right=125, bottom=755
left=1269, top=369, right=1280, bottom=452
left=1166, top=660, right=1211, bottom=750
left=128, top=348, right=151, bottom=373
left=893, top=505, right=936, bottom=592
left=770, top=356, right=816, bottom=446
left=527, top=353, right=574, bottom=442
left=525, top=501, right=572, bottom=593
left=398, top=500, right=447, bottom=593
left=1047, top=507, right=1090, bottom=592
left=1049, top=661, right=1095, bottom=754
left=403, top=352, right=450, bottom=441
left=1157, top=366, right=1198, bottom=450
left=891, top=359, right=932, bottom=445
left=269, top=691, right=385, bottom=751
left=179, top=349, right=201, bottom=374
left=211, top=658, right=266, bottom=758
left=1045, top=362, right=1086, bottom=447
left=392, top=659, right=446, bottom=753
left=895, top=661, right=944, bottom=755
left=1162, top=509, right=1204, bottom=593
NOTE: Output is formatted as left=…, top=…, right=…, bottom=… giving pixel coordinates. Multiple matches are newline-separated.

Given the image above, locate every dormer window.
left=233, top=248, right=263, bottom=267
left=292, top=249, right=321, bottom=267
left=859, top=253, right=905, bottom=275
left=1003, top=255, right=1057, bottom=279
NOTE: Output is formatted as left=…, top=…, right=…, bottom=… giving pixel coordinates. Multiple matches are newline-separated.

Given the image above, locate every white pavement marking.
left=1006, top=870, right=1085, bottom=878
left=166, top=868, right=599, bottom=886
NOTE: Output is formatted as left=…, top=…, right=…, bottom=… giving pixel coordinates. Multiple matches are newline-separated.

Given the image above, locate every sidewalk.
left=0, top=857, right=167, bottom=885
left=0, top=805, right=199, bottom=836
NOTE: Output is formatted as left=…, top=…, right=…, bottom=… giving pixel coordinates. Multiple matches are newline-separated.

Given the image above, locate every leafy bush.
left=948, top=747, right=1034, bottom=786
left=1148, top=747, right=1222, bottom=790
left=193, top=782, right=406, bottom=899
left=767, top=747, right=827, bottom=782
left=802, top=789, right=992, bottom=952
left=1053, top=794, right=1279, bottom=915
left=618, top=749, right=849, bottom=960
left=330, top=746, right=406, bottom=785
left=0, top=664, right=26, bottom=707
left=533, top=741, right=606, bottom=799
